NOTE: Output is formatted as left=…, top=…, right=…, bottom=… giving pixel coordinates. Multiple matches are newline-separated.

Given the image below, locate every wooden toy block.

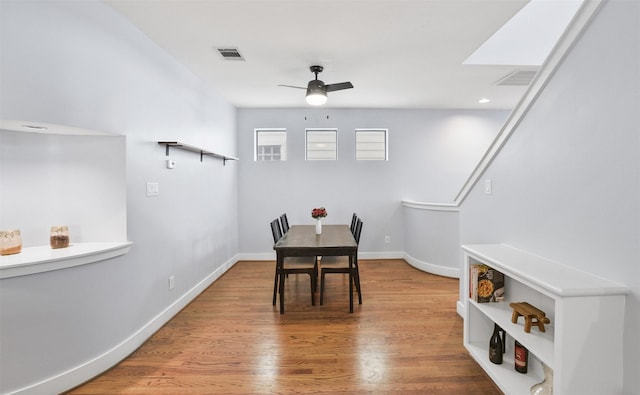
left=509, top=302, right=551, bottom=333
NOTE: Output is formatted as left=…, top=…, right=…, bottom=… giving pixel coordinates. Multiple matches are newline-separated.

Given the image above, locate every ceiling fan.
left=279, top=65, right=354, bottom=105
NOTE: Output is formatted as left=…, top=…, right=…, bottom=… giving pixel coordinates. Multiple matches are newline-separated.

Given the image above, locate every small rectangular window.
left=255, top=129, right=287, bottom=161
left=356, top=129, right=387, bottom=160
left=306, top=129, right=337, bottom=160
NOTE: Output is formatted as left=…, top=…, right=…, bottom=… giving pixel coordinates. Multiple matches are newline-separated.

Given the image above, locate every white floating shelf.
left=0, top=242, right=132, bottom=279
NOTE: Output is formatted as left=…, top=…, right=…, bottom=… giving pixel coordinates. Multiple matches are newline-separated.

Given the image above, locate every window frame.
left=305, top=128, right=338, bottom=161
left=355, top=128, right=388, bottom=161
left=254, top=128, right=287, bottom=161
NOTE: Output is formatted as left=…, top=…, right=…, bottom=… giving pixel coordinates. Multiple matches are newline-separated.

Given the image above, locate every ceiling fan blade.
left=325, top=82, right=354, bottom=92
left=277, top=84, right=306, bottom=90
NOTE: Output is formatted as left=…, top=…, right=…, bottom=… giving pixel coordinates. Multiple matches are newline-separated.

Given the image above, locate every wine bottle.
left=489, top=324, right=503, bottom=364
left=514, top=340, right=529, bottom=373
left=499, top=327, right=506, bottom=354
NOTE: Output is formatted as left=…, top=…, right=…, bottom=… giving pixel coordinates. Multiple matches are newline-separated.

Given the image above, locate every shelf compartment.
left=0, top=242, right=132, bottom=279
left=466, top=341, right=542, bottom=394
left=158, top=141, right=238, bottom=165
left=469, top=299, right=554, bottom=368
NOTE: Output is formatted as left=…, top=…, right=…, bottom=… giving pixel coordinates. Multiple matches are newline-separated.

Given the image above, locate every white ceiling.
left=104, top=0, right=573, bottom=110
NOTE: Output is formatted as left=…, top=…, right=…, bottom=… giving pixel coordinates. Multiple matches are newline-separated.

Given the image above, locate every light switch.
left=146, top=182, right=159, bottom=196
left=484, top=179, right=492, bottom=195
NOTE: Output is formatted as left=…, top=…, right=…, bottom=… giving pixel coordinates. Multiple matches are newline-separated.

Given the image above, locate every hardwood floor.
left=67, top=259, right=501, bottom=394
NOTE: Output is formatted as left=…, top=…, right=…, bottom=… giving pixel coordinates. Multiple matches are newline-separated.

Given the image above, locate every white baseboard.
left=236, top=251, right=458, bottom=280
left=236, top=252, right=275, bottom=261
left=402, top=252, right=459, bottom=279
left=11, top=255, right=239, bottom=395
left=358, top=251, right=404, bottom=260
left=456, top=300, right=465, bottom=318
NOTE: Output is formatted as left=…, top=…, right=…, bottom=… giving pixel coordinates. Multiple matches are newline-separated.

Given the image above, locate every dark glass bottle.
left=489, top=324, right=503, bottom=364
left=514, top=340, right=529, bottom=373
left=499, top=327, right=506, bottom=354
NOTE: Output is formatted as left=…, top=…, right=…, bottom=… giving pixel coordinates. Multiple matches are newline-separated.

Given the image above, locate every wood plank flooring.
left=66, top=259, right=501, bottom=394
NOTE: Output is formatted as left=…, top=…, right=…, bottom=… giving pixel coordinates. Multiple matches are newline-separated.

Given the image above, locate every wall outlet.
left=169, top=275, right=175, bottom=290
left=385, top=235, right=391, bottom=244
left=146, top=182, right=159, bottom=196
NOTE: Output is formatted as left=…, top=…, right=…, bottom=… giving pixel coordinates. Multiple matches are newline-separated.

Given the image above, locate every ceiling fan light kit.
left=305, top=80, right=328, bottom=105
left=281, top=65, right=353, bottom=106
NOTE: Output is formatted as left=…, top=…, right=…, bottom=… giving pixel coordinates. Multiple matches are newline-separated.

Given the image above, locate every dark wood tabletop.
left=274, top=225, right=357, bottom=313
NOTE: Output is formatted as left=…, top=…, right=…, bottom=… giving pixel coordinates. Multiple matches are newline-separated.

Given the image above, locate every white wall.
left=459, top=0, right=640, bottom=392
left=0, top=130, right=127, bottom=245
left=0, top=1, right=238, bottom=393
left=237, top=108, right=508, bottom=262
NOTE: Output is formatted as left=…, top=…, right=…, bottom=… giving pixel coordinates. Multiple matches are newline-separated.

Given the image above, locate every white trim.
left=359, top=251, right=404, bottom=260
left=454, top=0, right=604, bottom=204
left=8, top=254, right=239, bottom=395
left=402, top=252, right=459, bottom=279
left=401, top=200, right=460, bottom=212
left=236, top=252, right=276, bottom=261
left=236, top=251, right=405, bottom=261
left=456, top=300, right=465, bottom=318
left=0, top=242, right=132, bottom=279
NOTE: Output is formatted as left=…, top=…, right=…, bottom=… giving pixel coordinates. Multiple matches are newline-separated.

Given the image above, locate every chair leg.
left=273, top=268, right=278, bottom=305
left=309, top=272, right=315, bottom=306
left=319, top=272, right=323, bottom=305
left=353, top=266, right=362, bottom=304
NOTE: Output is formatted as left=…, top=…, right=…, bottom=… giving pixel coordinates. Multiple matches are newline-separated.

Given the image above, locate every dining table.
left=273, top=224, right=358, bottom=314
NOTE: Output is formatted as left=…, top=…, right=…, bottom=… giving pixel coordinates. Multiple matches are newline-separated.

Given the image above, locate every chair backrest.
left=350, top=213, right=358, bottom=234
left=280, top=213, right=289, bottom=234
left=354, top=219, right=363, bottom=244
left=270, top=219, right=282, bottom=244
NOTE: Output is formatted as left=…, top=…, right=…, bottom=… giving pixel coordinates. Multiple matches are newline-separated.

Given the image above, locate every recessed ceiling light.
left=478, top=98, right=491, bottom=104
left=21, top=124, right=48, bottom=130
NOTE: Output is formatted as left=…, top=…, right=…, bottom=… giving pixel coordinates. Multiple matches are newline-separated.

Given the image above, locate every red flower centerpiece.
left=311, top=207, right=327, bottom=234
left=311, top=207, right=327, bottom=219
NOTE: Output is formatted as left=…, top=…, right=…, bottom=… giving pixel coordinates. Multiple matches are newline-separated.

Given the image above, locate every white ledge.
left=401, top=200, right=460, bottom=212
left=462, top=243, right=629, bottom=297
left=0, top=242, right=132, bottom=279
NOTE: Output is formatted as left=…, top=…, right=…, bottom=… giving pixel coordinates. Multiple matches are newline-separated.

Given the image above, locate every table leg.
left=278, top=252, right=285, bottom=314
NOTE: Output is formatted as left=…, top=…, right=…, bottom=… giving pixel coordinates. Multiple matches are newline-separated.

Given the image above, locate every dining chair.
left=350, top=212, right=358, bottom=234
left=270, top=219, right=318, bottom=306
left=319, top=218, right=363, bottom=306
left=280, top=213, right=290, bottom=234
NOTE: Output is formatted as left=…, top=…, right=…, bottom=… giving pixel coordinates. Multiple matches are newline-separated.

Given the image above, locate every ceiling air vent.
left=494, top=69, right=538, bottom=86
left=216, top=47, right=245, bottom=61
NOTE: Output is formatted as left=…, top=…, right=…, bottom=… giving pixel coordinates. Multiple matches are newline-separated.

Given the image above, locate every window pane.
left=356, top=129, right=387, bottom=160
left=256, top=129, right=286, bottom=161
left=306, top=130, right=337, bottom=160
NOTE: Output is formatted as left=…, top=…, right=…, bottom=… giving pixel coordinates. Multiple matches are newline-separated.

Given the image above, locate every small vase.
left=315, top=219, right=322, bottom=235
left=530, top=363, right=553, bottom=395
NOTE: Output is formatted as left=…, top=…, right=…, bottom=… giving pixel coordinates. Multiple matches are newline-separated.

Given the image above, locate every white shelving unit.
left=462, top=244, right=628, bottom=395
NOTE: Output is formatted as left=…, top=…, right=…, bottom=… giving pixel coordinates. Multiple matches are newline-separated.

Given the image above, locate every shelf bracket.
left=158, top=141, right=238, bottom=166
